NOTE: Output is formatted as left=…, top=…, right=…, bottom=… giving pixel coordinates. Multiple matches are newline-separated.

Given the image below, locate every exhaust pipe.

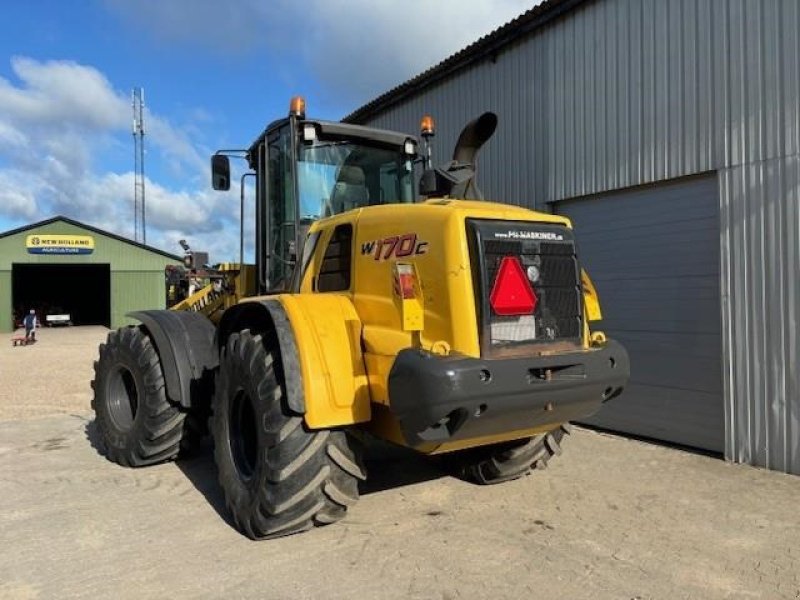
left=418, top=111, right=499, bottom=200
left=452, top=112, right=498, bottom=165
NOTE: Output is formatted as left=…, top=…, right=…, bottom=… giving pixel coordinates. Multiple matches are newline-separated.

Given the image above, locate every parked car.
left=45, top=308, right=72, bottom=327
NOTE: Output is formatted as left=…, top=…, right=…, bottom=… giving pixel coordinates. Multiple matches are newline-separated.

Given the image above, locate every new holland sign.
left=26, top=234, right=95, bottom=255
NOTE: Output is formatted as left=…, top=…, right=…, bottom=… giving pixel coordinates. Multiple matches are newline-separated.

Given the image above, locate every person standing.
left=23, top=309, right=37, bottom=342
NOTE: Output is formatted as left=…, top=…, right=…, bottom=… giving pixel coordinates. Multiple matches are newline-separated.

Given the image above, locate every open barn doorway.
left=12, top=263, right=111, bottom=327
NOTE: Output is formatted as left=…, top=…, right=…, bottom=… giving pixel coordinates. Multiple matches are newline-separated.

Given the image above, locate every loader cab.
left=212, top=97, right=419, bottom=294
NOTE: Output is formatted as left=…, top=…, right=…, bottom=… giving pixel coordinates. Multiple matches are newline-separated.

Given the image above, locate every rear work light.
left=489, top=256, right=538, bottom=316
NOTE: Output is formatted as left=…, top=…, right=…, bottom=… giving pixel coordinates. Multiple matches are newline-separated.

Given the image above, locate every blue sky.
left=0, top=0, right=532, bottom=260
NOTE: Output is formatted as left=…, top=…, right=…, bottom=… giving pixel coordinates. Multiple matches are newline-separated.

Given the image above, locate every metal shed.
left=345, top=0, right=800, bottom=474
left=0, top=216, right=180, bottom=333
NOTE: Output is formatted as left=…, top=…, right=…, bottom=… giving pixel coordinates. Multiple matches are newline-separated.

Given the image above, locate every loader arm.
left=169, top=280, right=229, bottom=321
left=169, top=265, right=256, bottom=324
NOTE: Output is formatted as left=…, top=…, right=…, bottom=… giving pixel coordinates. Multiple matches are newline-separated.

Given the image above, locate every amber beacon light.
left=420, top=114, right=435, bottom=137
left=289, top=96, right=306, bottom=118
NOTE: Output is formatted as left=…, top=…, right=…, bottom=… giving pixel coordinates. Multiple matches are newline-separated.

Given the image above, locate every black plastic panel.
left=317, top=224, right=353, bottom=292
left=467, top=219, right=583, bottom=356
left=388, top=340, right=630, bottom=448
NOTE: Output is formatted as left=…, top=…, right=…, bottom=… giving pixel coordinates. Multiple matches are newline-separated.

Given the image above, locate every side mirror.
left=211, top=154, right=231, bottom=191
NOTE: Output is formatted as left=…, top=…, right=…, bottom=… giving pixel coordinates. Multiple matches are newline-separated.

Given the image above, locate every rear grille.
left=468, top=220, right=583, bottom=355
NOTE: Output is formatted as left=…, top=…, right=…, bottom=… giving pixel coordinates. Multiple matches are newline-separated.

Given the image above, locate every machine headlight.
left=302, top=123, right=317, bottom=142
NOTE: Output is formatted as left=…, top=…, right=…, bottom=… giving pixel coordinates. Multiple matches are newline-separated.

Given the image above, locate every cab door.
left=263, top=124, right=298, bottom=290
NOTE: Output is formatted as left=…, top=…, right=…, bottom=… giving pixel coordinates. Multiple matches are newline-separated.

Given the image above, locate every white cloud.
left=0, top=57, right=128, bottom=129
left=0, top=121, right=28, bottom=149
left=298, top=1, right=534, bottom=104
left=147, top=113, right=208, bottom=177
left=0, top=57, right=241, bottom=261
left=0, top=171, right=40, bottom=221
left=103, top=0, right=535, bottom=107
left=73, top=172, right=237, bottom=259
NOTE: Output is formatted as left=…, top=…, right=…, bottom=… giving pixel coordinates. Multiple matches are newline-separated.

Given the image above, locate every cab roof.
left=246, top=118, right=417, bottom=163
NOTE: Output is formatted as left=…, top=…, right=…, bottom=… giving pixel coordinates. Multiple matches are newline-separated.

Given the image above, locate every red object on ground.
left=11, top=335, right=35, bottom=347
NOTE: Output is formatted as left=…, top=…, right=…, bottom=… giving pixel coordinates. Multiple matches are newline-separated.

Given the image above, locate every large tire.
left=456, top=424, right=571, bottom=485
left=212, top=329, right=366, bottom=540
left=91, top=326, right=190, bottom=467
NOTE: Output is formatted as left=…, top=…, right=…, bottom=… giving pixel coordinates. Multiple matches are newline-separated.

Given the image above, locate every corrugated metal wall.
left=356, top=0, right=800, bottom=473
left=720, top=156, right=800, bottom=472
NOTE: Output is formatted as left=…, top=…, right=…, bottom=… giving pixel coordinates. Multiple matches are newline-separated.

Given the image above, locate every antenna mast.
left=132, top=87, right=146, bottom=244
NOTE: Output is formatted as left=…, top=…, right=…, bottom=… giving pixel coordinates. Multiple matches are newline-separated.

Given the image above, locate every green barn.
left=0, top=216, right=180, bottom=333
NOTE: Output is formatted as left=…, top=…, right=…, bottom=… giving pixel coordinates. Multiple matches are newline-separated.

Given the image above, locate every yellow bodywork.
left=171, top=264, right=257, bottom=323
left=259, top=198, right=599, bottom=452
left=581, top=268, right=603, bottom=321
left=274, top=294, right=371, bottom=428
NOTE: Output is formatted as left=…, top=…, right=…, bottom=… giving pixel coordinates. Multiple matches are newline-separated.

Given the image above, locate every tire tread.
left=91, top=326, right=197, bottom=467
left=460, top=424, right=571, bottom=485
left=212, top=330, right=364, bottom=540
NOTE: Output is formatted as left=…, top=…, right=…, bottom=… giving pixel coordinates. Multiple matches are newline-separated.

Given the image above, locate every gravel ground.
left=1, top=326, right=799, bottom=599
left=0, top=326, right=108, bottom=420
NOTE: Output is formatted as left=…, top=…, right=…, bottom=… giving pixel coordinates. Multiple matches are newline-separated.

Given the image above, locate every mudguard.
left=217, top=296, right=370, bottom=428
left=277, top=294, right=371, bottom=428
left=216, top=298, right=305, bottom=415
left=128, top=310, right=218, bottom=409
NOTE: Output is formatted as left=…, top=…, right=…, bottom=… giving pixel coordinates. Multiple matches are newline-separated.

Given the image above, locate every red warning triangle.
left=489, top=256, right=538, bottom=316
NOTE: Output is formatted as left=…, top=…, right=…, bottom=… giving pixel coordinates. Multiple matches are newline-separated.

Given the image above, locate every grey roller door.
left=555, top=175, right=723, bottom=452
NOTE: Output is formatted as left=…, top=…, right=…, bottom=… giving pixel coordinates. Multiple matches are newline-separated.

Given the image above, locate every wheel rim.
left=229, top=390, right=258, bottom=482
left=107, top=364, right=139, bottom=431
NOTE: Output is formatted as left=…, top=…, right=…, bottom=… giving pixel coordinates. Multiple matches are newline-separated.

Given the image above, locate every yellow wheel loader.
left=91, top=98, right=629, bottom=539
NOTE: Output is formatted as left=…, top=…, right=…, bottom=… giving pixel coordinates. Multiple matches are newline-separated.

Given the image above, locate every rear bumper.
left=387, top=340, right=629, bottom=448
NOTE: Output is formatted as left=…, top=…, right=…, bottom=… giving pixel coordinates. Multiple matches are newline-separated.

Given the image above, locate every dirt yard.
left=1, top=326, right=799, bottom=599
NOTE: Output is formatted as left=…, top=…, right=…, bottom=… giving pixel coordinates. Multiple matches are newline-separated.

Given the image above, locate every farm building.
left=346, top=0, right=800, bottom=474
left=0, top=216, right=179, bottom=333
